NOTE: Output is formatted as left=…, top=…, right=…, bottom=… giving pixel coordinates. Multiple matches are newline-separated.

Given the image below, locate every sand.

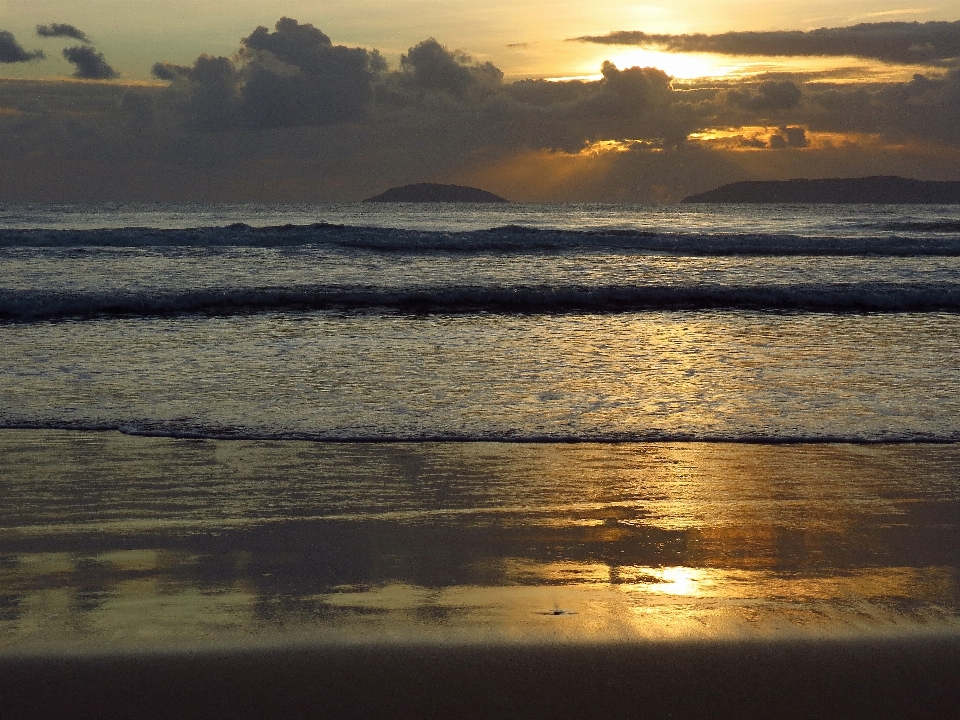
left=4, top=637, right=960, bottom=719
left=3, top=431, right=960, bottom=717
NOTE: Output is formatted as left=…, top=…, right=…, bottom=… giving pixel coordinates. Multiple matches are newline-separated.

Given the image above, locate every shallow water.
left=2, top=432, right=958, bottom=654
left=3, top=311, right=958, bottom=441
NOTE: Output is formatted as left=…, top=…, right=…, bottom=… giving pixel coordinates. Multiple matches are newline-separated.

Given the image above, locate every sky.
left=3, top=1, right=959, bottom=80
left=1, top=2, right=959, bottom=201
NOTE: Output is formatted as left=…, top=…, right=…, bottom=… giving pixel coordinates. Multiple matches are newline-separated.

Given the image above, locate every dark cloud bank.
left=574, top=21, right=960, bottom=65
left=152, top=18, right=381, bottom=128
left=1, top=17, right=959, bottom=202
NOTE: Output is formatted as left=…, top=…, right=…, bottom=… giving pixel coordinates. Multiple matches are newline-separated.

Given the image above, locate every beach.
left=3, top=0, right=960, bottom=708
left=2, top=431, right=960, bottom=717
left=5, top=636, right=960, bottom=719
left=2, top=201, right=960, bottom=716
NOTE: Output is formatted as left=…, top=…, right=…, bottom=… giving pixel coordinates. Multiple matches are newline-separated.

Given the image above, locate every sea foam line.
left=2, top=223, right=960, bottom=255
left=0, top=420, right=956, bottom=444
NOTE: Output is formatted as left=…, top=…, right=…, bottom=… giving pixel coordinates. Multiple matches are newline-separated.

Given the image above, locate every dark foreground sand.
left=3, top=637, right=960, bottom=719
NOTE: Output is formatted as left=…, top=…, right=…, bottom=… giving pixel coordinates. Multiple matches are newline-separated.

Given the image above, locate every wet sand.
left=2, top=431, right=960, bottom=717
left=4, top=637, right=960, bottom=719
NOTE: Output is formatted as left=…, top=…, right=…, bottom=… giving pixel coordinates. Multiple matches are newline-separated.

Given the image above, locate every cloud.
left=242, top=16, right=334, bottom=63
left=3, top=70, right=960, bottom=204
left=769, top=126, right=809, bottom=149
left=153, top=17, right=692, bottom=152
left=0, top=30, right=44, bottom=63
left=391, top=58, right=693, bottom=154
left=150, top=62, right=184, bottom=82
left=399, top=38, right=503, bottom=100
left=728, top=80, right=802, bottom=111
left=37, top=23, right=91, bottom=43
left=240, top=17, right=381, bottom=127
left=804, top=68, right=960, bottom=144
left=158, top=55, right=240, bottom=128
left=154, top=18, right=382, bottom=129
left=689, top=66, right=960, bottom=149
left=63, top=45, right=120, bottom=79
left=578, top=61, right=690, bottom=142
left=572, top=21, right=960, bottom=65
left=5, top=17, right=960, bottom=204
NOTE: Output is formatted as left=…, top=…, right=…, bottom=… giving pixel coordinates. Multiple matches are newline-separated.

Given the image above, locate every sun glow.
left=603, top=48, right=751, bottom=79
left=686, top=126, right=917, bottom=152
left=548, top=47, right=754, bottom=82
left=619, top=566, right=707, bottom=596
left=548, top=43, right=941, bottom=84
left=553, top=48, right=747, bottom=81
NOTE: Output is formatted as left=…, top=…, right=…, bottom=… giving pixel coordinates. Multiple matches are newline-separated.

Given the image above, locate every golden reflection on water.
left=640, top=566, right=701, bottom=596
left=1, top=432, right=959, bottom=653
left=4, top=558, right=958, bottom=651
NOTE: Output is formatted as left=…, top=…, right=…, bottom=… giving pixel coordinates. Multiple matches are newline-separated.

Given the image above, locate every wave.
left=876, top=219, right=960, bottom=233
left=2, top=283, right=959, bottom=320
left=1, top=419, right=956, bottom=444
left=2, top=223, right=960, bottom=255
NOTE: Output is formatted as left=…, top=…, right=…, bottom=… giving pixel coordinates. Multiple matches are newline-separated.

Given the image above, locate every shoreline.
left=2, top=426, right=959, bottom=445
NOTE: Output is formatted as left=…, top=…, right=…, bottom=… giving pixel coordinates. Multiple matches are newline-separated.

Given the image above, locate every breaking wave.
left=3, top=282, right=960, bottom=320
left=3, top=223, right=960, bottom=255
left=875, top=219, right=960, bottom=234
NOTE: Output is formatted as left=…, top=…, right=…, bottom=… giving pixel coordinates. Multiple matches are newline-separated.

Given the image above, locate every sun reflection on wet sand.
left=1, top=431, right=959, bottom=654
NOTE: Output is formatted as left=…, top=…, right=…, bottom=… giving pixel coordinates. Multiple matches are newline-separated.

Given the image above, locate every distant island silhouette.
left=682, top=176, right=960, bottom=204
left=364, top=183, right=509, bottom=203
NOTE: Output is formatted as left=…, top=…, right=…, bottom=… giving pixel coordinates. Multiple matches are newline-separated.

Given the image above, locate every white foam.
left=2, top=224, right=960, bottom=255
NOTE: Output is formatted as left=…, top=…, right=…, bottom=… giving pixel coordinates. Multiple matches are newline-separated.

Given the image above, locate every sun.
left=601, top=48, right=751, bottom=79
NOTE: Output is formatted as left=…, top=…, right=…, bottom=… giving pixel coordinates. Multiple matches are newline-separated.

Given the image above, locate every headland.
left=364, top=183, right=509, bottom=203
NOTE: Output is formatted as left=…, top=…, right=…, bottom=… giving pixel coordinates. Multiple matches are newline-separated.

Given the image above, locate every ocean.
left=2, top=201, right=960, bottom=717
left=3, top=202, right=960, bottom=442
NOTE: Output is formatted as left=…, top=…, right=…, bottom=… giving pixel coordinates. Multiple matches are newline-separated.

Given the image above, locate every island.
left=364, top=183, right=509, bottom=203
left=681, top=176, right=960, bottom=204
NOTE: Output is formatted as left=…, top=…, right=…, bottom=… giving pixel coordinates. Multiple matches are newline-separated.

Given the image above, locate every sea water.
left=1, top=202, right=959, bottom=653
left=2, top=202, right=959, bottom=442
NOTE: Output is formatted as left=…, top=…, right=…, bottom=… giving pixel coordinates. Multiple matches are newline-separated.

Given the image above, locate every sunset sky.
left=1, top=2, right=959, bottom=201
